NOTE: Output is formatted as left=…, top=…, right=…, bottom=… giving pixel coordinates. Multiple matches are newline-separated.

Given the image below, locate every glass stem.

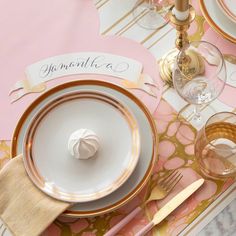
left=194, top=105, right=201, bottom=121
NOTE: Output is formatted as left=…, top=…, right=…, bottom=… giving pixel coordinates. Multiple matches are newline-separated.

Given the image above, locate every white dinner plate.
left=217, top=0, right=236, bottom=23
left=12, top=79, right=158, bottom=217
left=23, top=91, right=140, bottom=202
left=200, top=0, right=236, bottom=43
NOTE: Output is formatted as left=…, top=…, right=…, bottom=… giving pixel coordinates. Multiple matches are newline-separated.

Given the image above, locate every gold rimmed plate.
left=23, top=91, right=140, bottom=203
left=200, top=0, right=236, bottom=43
left=12, top=79, right=158, bottom=217
left=217, top=0, right=236, bottom=23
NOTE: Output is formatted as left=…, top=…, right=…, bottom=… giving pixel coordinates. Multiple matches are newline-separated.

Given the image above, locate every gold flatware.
left=146, top=170, right=183, bottom=202
left=135, top=179, right=205, bottom=236
left=104, top=170, right=183, bottom=236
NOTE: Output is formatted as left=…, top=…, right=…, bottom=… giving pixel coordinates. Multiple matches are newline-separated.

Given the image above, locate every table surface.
left=200, top=199, right=236, bottom=236
left=1, top=0, right=236, bottom=235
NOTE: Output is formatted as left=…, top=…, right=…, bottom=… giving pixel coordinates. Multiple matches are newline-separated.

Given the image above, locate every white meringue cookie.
left=68, top=129, right=100, bottom=160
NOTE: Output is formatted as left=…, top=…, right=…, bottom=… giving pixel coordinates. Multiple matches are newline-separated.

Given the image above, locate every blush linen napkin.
left=0, top=154, right=71, bottom=236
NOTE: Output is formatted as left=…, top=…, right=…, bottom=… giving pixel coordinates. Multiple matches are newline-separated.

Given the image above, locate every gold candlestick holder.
left=159, top=5, right=196, bottom=86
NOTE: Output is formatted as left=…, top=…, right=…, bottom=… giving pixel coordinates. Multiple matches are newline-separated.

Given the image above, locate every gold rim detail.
left=11, top=79, right=158, bottom=217
left=24, top=91, right=141, bottom=203
left=199, top=0, right=236, bottom=44
left=217, top=0, right=236, bottom=23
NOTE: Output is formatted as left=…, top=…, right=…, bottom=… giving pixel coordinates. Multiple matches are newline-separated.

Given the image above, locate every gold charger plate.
left=11, top=79, right=158, bottom=217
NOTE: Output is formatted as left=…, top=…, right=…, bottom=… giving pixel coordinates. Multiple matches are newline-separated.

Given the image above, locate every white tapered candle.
left=173, top=0, right=190, bottom=21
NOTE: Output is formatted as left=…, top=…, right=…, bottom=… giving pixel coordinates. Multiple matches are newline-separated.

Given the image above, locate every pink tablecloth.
left=1, top=0, right=236, bottom=235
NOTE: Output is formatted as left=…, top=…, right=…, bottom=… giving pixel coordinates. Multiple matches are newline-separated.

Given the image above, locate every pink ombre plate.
left=217, top=0, right=236, bottom=23
left=23, top=90, right=140, bottom=203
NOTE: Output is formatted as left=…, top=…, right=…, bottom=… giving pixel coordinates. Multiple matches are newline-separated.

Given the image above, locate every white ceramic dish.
left=200, top=0, right=236, bottom=43
left=217, top=0, right=236, bottom=23
left=12, top=79, right=158, bottom=217
left=23, top=91, right=140, bottom=203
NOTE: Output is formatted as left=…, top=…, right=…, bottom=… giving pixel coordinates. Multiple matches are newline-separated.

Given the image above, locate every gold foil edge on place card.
left=9, top=80, right=46, bottom=103
left=122, top=74, right=159, bottom=98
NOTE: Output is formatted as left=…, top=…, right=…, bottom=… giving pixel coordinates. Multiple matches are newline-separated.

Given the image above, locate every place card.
left=25, top=52, right=143, bottom=86
left=9, top=52, right=148, bottom=103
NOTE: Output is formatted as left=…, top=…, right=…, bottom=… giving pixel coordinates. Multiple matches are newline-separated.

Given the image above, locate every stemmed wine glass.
left=132, top=0, right=171, bottom=30
left=173, top=41, right=227, bottom=128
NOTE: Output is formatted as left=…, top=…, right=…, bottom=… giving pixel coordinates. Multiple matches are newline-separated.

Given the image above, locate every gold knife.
left=135, top=179, right=204, bottom=236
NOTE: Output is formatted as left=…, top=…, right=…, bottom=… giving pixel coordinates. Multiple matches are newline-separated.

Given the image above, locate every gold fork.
left=104, top=170, right=183, bottom=236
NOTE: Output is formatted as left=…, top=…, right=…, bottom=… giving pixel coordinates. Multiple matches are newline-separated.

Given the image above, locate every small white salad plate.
left=23, top=90, right=140, bottom=203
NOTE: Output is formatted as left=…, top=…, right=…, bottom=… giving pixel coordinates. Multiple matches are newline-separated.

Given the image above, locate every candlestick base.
left=159, top=48, right=179, bottom=87
left=159, top=5, right=196, bottom=87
